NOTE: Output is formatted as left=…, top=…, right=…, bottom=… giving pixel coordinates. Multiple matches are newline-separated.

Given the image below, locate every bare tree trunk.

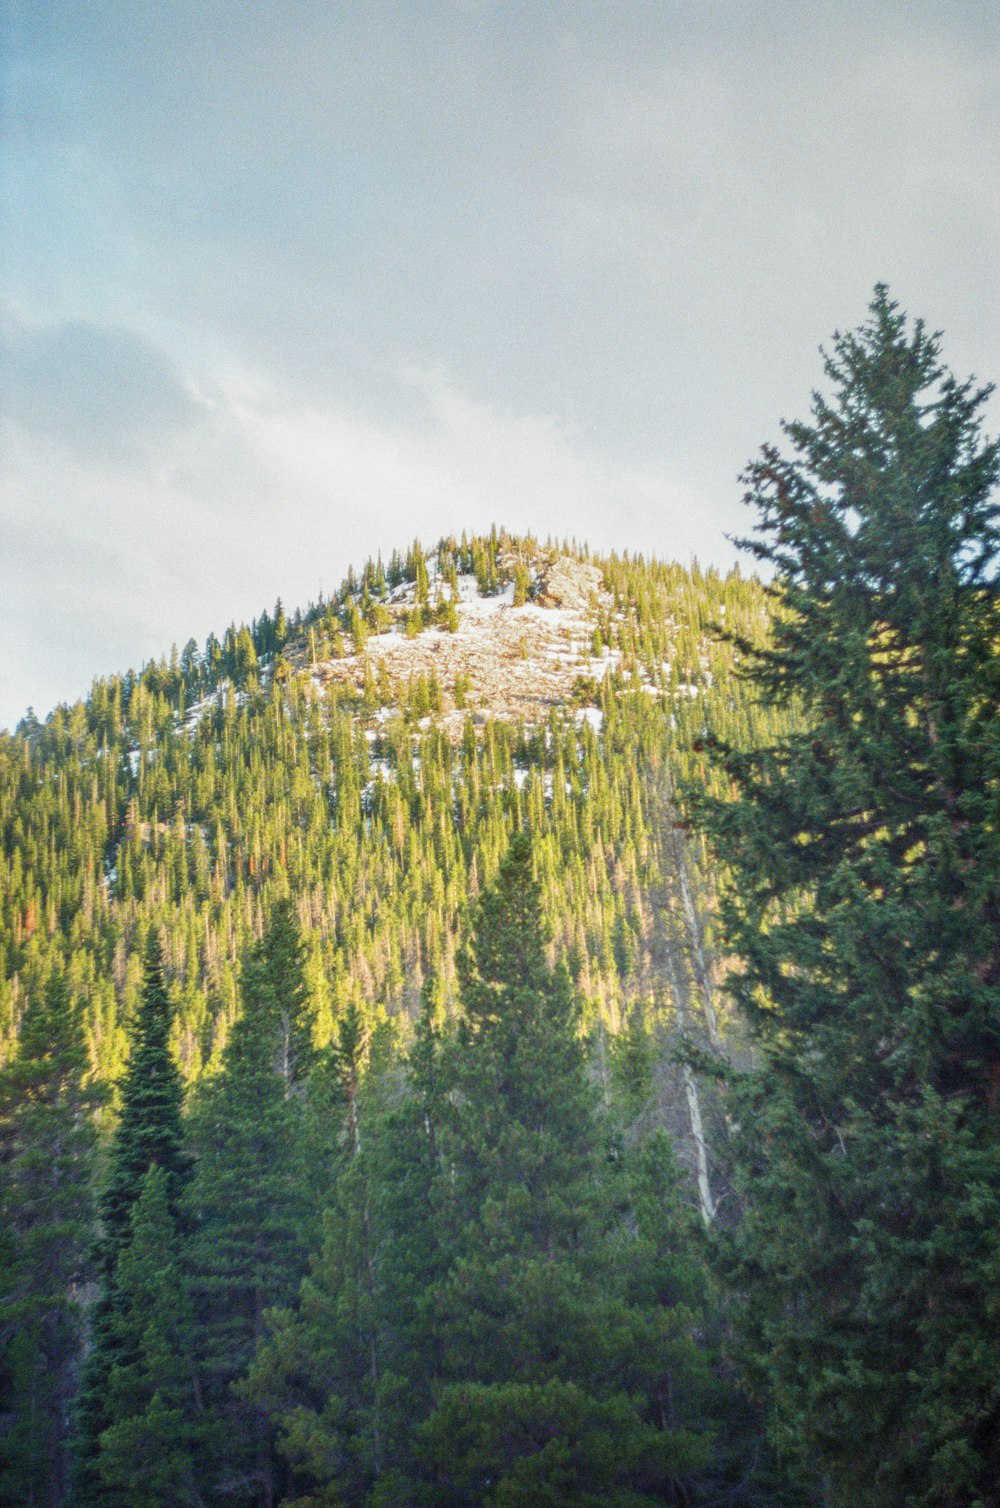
left=664, top=940, right=717, bottom=1226
left=681, top=1059, right=716, bottom=1225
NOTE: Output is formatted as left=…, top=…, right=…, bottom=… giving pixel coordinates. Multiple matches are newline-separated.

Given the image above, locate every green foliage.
left=699, top=287, right=1000, bottom=1506
left=98, top=933, right=189, bottom=1263
left=0, top=527, right=786, bottom=1502
left=244, top=840, right=737, bottom=1505
left=419, top=835, right=715, bottom=1505
left=0, top=532, right=771, bottom=1093
left=403, top=604, right=424, bottom=639
left=512, top=559, right=532, bottom=607
left=69, top=932, right=189, bottom=1506
left=418, top=1378, right=701, bottom=1507
left=240, top=896, right=314, bottom=1089
left=184, top=899, right=317, bottom=1503
left=0, top=969, right=101, bottom=1506
left=347, top=603, right=369, bottom=654
left=97, top=1166, right=202, bottom=1505
left=435, top=591, right=459, bottom=632
left=446, top=832, right=596, bottom=1229
left=242, top=1001, right=419, bottom=1505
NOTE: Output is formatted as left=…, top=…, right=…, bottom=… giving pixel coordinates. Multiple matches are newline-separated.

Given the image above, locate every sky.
left=2, top=0, right=998, bottom=730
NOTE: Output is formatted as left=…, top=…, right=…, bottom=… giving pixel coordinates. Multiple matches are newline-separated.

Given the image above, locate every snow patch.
left=454, top=575, right=515, bottom=615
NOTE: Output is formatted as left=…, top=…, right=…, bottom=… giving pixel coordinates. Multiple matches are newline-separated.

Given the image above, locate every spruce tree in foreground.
left=95, top=932, right=189, bottom=1265
left=419, top=832, right=713, bottom=1506
left=97, top=1166, right=202, bottom=1505
left=699, top=287, right=1000, bottom=1505
left=69, top=931, right=189, bottom=1507
left=184, top=898, right=315, bottom=1505
left=0, top=970, right=101, bottom=1507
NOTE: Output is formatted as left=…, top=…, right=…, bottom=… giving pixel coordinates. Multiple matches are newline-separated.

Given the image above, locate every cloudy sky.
left=2, top=1, right=998, bottom=729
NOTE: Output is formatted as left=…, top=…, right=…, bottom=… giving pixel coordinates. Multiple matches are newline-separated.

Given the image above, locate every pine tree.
left=239, top=896, right=313, bottom=1092
left=97, top=933, right=189, bottom=1261
left=184, top=902, right=315, bottom=1504
left=69, top=930, right=189, bottom=1507
left=419, top=832, right=712, bottom=1505
left=96, top=1166, right=202, bottom=1505
left=0, top=970, right=101, bottom=1507
left=699, top=288, right=1000, bottom=1505
left=246, top=985, right=448, bottom=1507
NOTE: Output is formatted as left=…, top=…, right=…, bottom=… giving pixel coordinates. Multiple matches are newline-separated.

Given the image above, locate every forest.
left=1, top=289, right=998, bottom=1507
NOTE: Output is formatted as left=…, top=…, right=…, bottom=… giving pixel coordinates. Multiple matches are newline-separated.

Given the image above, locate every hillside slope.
left=0, top=533, right=776, bottom=1114
left=299, top=553, right=616, bottom=730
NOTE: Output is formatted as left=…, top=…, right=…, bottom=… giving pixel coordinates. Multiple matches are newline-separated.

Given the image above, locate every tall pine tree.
left=184, top=898, right=315, bottom=1506
left=0, top=970, right=101, bottom=1507
left=69, top=930, right=189, bottom=1507
left=419, top=832, right=712, bottom=1506
left=699, top=288, right=1000, bottom=1505
left=96, top=1166, right=203, bottom=1505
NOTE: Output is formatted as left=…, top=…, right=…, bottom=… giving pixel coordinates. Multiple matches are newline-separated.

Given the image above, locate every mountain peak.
left=290, top=552, right=617, bottom=733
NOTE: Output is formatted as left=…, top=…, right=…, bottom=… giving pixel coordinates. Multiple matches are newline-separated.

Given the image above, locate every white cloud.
left=221, top=361, right=698, bottom=555
left=0, top=356, right=706, bottom=728
left=2, top=2, right=997, bottom=725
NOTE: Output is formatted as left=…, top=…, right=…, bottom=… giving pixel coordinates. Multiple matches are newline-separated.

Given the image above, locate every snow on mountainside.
left=289, top=554, right=624, bottom=733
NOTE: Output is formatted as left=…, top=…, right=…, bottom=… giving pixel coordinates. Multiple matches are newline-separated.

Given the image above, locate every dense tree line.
left=4, top=847, right=792, bottom=1505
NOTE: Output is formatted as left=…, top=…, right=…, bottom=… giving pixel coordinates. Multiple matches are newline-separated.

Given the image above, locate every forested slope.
left=2, top=532, right=797, bottom=1505
left=0, top=533, right=775, bottom=1094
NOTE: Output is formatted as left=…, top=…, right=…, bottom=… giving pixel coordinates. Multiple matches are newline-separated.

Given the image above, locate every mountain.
left=0, top=531, right=772, bottom=1102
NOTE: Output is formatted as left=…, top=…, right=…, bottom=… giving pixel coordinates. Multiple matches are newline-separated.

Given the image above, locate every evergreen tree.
left=97, top=933, right=189, bottom=1261
left=437, top=832, right=600, bottom=1288
left=97, top=1166, right=203, bottom=1505
left=419, top=832, right=712, bottom=1505
left=231, top=626, right=259, bottom=689
left=699, top=288, right=1000, bottom=1505
left=69, top=931, right=188, bottom=1507
left=0, top=970, right=101, bottom=1507
left=246, top=988, right=447, bottom=1507
left=239, top=896, right=313, bottom=1092
left=184, top=902, right=315, bottom=1505
left=273, top=598, right=288, bottom=650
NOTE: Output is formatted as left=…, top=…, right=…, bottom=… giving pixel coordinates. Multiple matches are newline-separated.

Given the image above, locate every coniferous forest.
left=2, top=290, right=998, bottom=1505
